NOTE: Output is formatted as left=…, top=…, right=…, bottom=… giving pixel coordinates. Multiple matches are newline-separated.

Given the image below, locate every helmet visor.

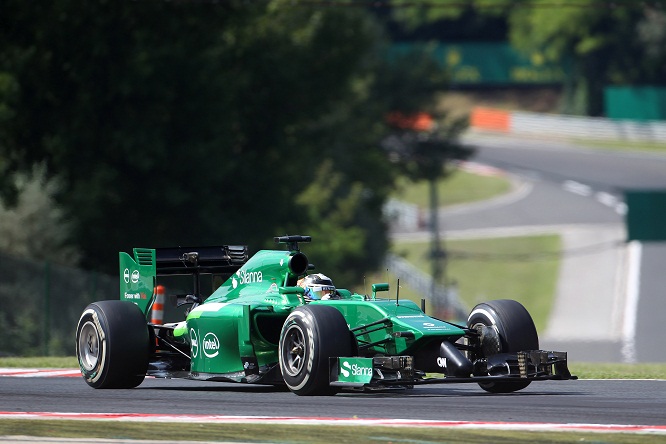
left=308, top=285, right=335, bottom=300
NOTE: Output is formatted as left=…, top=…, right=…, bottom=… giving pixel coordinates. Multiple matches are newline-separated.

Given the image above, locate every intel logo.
left=203, top=332, right=220, bottom=358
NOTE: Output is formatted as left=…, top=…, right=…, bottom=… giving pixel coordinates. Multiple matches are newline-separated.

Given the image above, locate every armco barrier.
left=470, top=107, right=666, bottom=142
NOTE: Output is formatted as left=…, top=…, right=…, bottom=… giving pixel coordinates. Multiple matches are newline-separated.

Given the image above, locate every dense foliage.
left=0, top=1, right=408, bottom=282
left=5, top=0, right=658, bottom=283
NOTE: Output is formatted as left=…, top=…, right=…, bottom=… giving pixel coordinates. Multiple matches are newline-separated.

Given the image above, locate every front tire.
left=467, top=299, right=539, bottom=393
left=76, top=300, right=150, bottom=388
left=279, top=305, right=352, bottom=396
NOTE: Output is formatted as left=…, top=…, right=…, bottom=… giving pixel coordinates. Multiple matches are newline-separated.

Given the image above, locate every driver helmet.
left=299, top=273, right=336, bottom=300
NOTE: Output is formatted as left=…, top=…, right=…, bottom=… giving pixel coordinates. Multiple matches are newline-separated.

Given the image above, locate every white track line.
left=563, top=180, right=592, bottom=196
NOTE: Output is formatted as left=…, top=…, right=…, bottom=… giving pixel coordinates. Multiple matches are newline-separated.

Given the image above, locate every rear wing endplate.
left=119, top=248, right=157, bottom=314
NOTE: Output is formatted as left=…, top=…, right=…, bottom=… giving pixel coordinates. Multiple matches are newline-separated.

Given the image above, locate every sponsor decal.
left=203, top=332, right=220, bottom=358
left=337, top=358, right=373, bottom=383
left=397, top=315, right=425, bottom=319
left=123, top=268, right=141, bottom=285
left=423, top=322, right=435, bottom=327
left=237, top=269, right=263, bottom=285
left=190, top=329, right=199, bottom=358
left=267, top=283, right=278, bottom=293
left=232, top=269, right=263, bottom=289
left=437, top=357, right=447, bottom=368
left=242, top=357, right=259, bottom=375
left=124, top=292, right=141, bottom=300
left=340, top=361, right=372, bottom=378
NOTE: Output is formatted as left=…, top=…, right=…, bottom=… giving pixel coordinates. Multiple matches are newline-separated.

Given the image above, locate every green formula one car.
left=75, top=235, right=575, bottom=395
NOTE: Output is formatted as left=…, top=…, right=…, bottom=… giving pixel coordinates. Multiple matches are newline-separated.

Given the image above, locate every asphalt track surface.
left=1, top=376, right=665, bottom=427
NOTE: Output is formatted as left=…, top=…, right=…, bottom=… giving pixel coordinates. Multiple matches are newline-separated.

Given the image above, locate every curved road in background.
left=457, top=133, right=666, bottom=363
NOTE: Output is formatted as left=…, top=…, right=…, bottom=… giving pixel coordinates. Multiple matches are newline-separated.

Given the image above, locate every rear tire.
left=279, top=305, right=352, bottom=396
left=76, top=300, right=149, bottom=388
left=467, top=299, right=538, bottom=393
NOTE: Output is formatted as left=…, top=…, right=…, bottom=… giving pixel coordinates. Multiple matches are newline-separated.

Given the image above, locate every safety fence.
left=384, top=253, right=468, bottom=320
left=0, top=252, right=117, bottom=357
left=470, top=107, right=666, bottom=142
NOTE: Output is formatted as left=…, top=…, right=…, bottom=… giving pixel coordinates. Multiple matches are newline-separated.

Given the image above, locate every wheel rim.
left=78, top=321, right=101, bottom=371
left=282, top=324, right=306, bottom=377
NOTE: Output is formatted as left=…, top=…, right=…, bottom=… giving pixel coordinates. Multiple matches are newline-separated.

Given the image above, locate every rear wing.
left=119, top=245, right=248, bottom=314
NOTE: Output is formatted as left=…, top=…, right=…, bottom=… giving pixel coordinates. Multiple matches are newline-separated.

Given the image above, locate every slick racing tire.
left=279, top=305, right=352, bottom=396
left=76, top=300, right=150, bottom=389
left=467, top=299, right=539, bottom=394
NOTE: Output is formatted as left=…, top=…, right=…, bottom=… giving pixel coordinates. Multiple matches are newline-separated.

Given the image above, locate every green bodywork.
left=119, top=246, right=465, bottom=379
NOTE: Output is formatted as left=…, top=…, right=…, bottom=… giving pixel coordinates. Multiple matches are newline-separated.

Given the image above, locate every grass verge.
left=571, top=362, right=666, bottom=380
left=0, top=420, right=660, bottom=444
left=392, top=168, right=512, bottom=209
left=0, top=356, right=77, bottom=368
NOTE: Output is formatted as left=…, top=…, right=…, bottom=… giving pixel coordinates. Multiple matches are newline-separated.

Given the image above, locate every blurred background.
left=1, top=0, right=665, bottom=359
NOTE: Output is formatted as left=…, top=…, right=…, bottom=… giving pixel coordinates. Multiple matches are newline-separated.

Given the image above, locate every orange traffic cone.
left=151, top=285, right=165, bottom=325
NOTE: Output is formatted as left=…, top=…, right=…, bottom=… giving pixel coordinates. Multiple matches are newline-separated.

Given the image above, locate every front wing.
left=330, top=350, right=576, bottom=388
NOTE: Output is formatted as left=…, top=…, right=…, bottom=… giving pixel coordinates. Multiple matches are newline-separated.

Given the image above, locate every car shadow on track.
left=140, top=382, right=581, bottom=398
left=142, top=384, right=292, bottom=394
left=336, top=388, right=583, bottom=398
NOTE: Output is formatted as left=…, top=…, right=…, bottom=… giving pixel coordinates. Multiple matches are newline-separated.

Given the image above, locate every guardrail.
left=384, top=253, right=468, bottom=320
left=470, top=107, right=666, bottom=142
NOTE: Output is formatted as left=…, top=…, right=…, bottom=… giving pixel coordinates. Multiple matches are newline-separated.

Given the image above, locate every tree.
left=509, top=0, right=666, bottom=115
left=0, top=0, right=403, bottom=281
left=384, top=0, right=666, bottom=116
left=0, top=164, right=79, bottom=264
left=387, top=0, right=511, bottom=38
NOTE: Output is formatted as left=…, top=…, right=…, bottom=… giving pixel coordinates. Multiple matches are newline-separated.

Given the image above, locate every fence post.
left=43, top=261, right=50, bottom=356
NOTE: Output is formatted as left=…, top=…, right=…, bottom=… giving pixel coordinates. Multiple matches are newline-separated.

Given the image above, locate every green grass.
left=393, top=168, right=512, bottom=209
left=571, top=362, right=666, bottom=380
left=0, top=356, right=77, bottom=368
left=1, top=420, right=662, bottom=444
left=391, top=235, right=561, bottom=332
